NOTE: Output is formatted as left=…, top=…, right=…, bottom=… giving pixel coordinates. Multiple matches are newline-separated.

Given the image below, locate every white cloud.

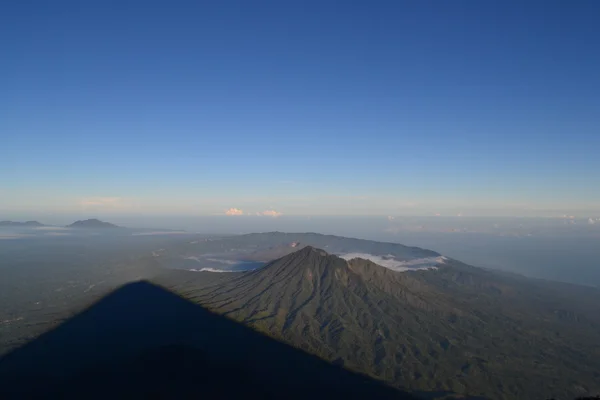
left=225, top=208, right=244, bottom=216
left=387, top=216, right=395, bottom=221
left=339, top=253, right=445, bottom=272
left=589, top=218, right=596, bottom=225
left=184, top=256, right=239, bottom=265
left=204, top=258, right=240, bottom=265
left=189, top=268, right=237, bottom=273
left=132, top=231, right=190, bottom=236
left=260, top=210, right=283, bottom=217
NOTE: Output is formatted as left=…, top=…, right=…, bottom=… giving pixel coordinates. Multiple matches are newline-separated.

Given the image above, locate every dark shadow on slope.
left=0, top=280, right=423, bottom=400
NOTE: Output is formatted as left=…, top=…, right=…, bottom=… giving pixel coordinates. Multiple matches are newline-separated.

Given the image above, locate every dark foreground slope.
left=168, top=247, right=600, bottom=400
left=0, top=281, right=418, bottom=400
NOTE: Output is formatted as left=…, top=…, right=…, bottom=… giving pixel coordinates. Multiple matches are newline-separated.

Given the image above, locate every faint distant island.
left=67, top=219, right=121, bottom=229
left=0, top=220, right=45, bottom=227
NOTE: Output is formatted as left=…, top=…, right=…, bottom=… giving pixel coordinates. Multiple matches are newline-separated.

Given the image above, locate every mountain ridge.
left=66, top=219, right=120, bottom=229
left=239, top=232, right=441, bottom=257
left=0, top=220, right=44, bottom=227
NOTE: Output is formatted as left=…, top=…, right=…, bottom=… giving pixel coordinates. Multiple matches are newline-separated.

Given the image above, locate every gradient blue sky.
left=2, top=0, right=599, bottom=218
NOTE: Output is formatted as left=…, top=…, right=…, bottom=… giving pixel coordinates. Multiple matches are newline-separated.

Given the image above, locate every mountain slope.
left=170, top=246, right=600, bottom=400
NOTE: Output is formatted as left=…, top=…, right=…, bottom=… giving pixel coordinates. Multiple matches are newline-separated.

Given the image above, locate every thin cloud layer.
left=189, top=268, right=236, bottom=273
left=260, top=210, right=283, bottom=217
left=225, top=208, right=244, bottom=216
left=81, top=197, right=122, bottom=207
left=132, top=231, right=190, bottom=236
left=0, top=234, right=31, bottom=240
left=339, top=253, right=445, bottom=272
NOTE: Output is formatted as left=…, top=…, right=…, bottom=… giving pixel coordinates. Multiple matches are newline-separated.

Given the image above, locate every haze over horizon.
left=3, top=1, right=599, bottom=218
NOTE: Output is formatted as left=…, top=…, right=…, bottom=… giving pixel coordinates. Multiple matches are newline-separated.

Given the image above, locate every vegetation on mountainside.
left=166, top=245, right=600, bottom=400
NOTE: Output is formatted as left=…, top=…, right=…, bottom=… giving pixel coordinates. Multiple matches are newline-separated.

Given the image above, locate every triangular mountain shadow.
left=0, top=281, right=421, bottom=399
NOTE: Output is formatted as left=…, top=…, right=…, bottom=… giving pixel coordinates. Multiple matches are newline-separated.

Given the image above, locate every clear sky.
left=2, top=0, right=599, bottom=218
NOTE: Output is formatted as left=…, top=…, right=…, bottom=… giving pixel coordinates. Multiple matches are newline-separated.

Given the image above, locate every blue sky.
left=2, top=0, right=599, bottom=218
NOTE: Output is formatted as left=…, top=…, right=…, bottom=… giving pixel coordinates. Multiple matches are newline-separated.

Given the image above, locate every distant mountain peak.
left=245, top=246, right=358, bottom=291
left=0, top=220, right=44, bottom=227
left=278, top=246, right=337, bottom=266
left=67, top=219, right=120, bottom=228
left=297, top=245, right=328, bottom=256
left=282, top=246, right=394, bottom=274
